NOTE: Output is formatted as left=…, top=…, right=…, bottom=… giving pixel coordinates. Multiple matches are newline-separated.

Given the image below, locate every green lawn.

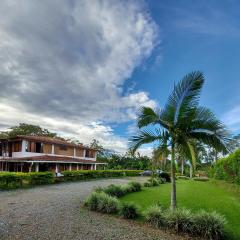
left=120, top=180, right=240, bottom=240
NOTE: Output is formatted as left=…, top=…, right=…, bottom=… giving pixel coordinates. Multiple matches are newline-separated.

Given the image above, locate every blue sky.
left=118, top=0, right=240, bottom=137
left=0, top=0, right=239, bottom=154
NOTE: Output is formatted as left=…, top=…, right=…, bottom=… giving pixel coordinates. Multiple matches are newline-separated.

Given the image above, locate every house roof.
left=0, top=155, right=106, bottom=164
left=2, top=135, right=96, bottom=150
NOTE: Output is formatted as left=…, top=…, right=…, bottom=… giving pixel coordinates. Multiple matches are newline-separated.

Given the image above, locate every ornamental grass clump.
left=164, top=208, right=193, bottom=234
left=85, top=191, right=120, bottom=214
left=145, top=205, right=166, bottom=228
left=128, top=181, right=142, bottom=192
left=103, top=184, right=126, bottom=198
left=192, top=210, right=226, bottom=240
left=144, top=206, right=226, bottom=239
left=120, top=202, right=140, bottom=219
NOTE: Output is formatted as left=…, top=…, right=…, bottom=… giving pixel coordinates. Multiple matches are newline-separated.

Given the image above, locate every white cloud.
left=0, top=0, right=159, bottom=153
left=222, top=105, right=240, bottom=132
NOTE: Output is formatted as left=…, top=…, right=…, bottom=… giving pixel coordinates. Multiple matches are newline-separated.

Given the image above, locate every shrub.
left=177, top=175, right=190, bottom=180
left=62, top=170, right=142, bottom=182
left=212, top=149, right=240, bottom=184
left=103, top=184, right=126, bottom=198
left=0, top=172, right=27, bottom=189
left=145, top=205, right=166, bottom=228
left=144, top=206, right=226, bottom=239
left=164, top=208, right=193, bottom=233
left=85, top=191, right=120, bottom=214
left=128, top=181, right=142, bottom=192
left=28, top=172, right=54, bottom=185
left=192, top=210, right=226, bottom=239
left=120, top=202, right=140, bottom=219
left=159, top=172, right=171, bottom=182
left=193, top=177, right=209, bottom=182
left=84, top=191, right=101, bottom=211
left=144, top=181, right=153, bottom=187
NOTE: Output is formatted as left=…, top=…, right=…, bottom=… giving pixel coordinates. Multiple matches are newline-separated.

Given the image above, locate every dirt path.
left=0, top=177, right=190, bottom=240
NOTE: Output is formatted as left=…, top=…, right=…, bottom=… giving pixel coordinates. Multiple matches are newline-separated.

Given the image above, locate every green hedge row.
left=0, top=172, right=54, bottom=189
left=212, top=149, right=240, bottom=184
left=60, top=170, right=142, bottom=182
left=0, top=170, right=142, bottom=190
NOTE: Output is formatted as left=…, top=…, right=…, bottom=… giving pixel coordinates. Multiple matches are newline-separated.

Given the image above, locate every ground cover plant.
left=145, top=206, right=225, bottom=239
left=120, top=180, right=240, bottom=239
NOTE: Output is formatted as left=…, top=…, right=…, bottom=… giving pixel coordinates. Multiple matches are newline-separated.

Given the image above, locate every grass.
left=120, top=180, right=240, bottom=240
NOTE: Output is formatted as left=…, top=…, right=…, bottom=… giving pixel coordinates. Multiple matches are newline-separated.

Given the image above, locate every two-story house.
left=0, top=135, right=106, bottom=172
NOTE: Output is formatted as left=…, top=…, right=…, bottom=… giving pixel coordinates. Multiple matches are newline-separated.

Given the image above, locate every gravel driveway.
left=0, top=177, right=191, bottom=240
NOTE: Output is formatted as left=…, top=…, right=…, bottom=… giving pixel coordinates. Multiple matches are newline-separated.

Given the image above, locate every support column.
left=73, top=148, right=76, bottom=157
left=22, top=140, right=27, bottom=153
left=51, top=144, right=55, bottom=154
left=36, top=163, right=39, bottom=172
left=69, top=164, right=72, bottom=171
left=77, top=164, right=79, bottom=171
left=94, top=164, right=97, bottom=170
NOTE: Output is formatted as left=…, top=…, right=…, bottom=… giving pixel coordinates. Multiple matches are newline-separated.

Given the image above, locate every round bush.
left=192, top=210, right=226, bottom=239
left=145, top=205, right=166, bottom=228
left=120, top=202, right=140, bottom=219
left=128, top=181, right=142, bottom=192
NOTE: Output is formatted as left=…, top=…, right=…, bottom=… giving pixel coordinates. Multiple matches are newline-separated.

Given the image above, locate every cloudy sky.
left=0, top=0, right=240, bottom=154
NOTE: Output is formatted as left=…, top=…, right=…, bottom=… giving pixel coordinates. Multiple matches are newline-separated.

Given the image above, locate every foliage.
left=159, top=172, right=171, bottom=182
left=145, top=205, right=167, bottom=228
left=177, top=176, right=190, bottom=180
left=192, top=210, right=226, bottom=240
left=85, top=191, right=119, bottom=214
left=0, top=123, right=57, bottom=138
left=120, top=180, right=239, bottom=239
left=105, top=153, right=151, bottom=170
left=28, top=172, right=54, bottom=185
left=102, top=184, right=127, bottom=198
left=128, top=181, right=142, bottom=192
left=212, top=149, right=240, bottom=184
left=145, top=205, right=225, bottom=239
left=130, top=71, right=230, bottom=209
left=193, top=177, right=209, bottom=181
left=144, top=177, right=164, bottom=187
left=120, top=202, right=140, bottom=219
left=0, top=170, right=142, bottom=190
left=0, top=172, right=28, bottom=189
left=0, top=172, right=54, bottom=189
left=61, top=170, right=142, bottom=182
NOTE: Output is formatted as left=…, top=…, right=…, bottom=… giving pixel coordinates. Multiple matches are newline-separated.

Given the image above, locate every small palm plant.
left=130, top=71, right=230, bottom=209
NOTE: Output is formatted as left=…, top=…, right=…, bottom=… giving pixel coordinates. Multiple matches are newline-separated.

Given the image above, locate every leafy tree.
left=130, top=71, right=230, bottom=209
left=0, top=123, right=57, bottom=138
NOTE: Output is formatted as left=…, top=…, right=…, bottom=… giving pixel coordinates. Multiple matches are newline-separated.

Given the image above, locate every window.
left=36, top=142, right=43, bottom=153
left=59, top=145, right=67, bottom=151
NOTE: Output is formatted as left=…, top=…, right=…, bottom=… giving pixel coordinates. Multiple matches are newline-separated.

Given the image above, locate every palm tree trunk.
left=189, top=164, right=193, bottom=178
left=181, top=159, right=184, bottom=175
left=171, top=141, right=177, bottom=210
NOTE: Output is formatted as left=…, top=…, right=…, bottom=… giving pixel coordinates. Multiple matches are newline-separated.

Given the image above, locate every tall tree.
left=130, top=71, right=230, bottom=209
left=1, top=123, right=57, bottom=138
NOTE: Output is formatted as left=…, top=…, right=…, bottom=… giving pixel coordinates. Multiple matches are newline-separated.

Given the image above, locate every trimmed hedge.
left=61, top=170, right=142, bottom=182
left=0, top=172, right=54, bottom=189
left=0, top=170, right=142, bottom=190
left=212, top=149, right=240, bottom=184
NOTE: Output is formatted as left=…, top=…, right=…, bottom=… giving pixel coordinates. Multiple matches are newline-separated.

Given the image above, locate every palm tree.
left=130, top=71, right=230, bottom=210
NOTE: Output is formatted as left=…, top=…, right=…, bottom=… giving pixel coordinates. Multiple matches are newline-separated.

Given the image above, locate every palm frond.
left=189, top=129, right=230, bottom=154
left=137, top=107, right=170, bottom=129
left=190, top=106, right=224, bottom=131
left=130, top=129, right=168, bottom=153
left=161, top=71, right=204, bottom=126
